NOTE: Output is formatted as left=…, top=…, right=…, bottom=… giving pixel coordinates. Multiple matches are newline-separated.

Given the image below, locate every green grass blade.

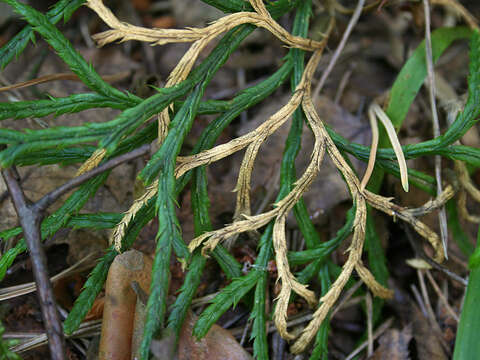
left=166, top=250, right=206, bottom=337
left=211, top=245, right=242, bottom=279
left=441, top=29, right=480, bottom=145
left=167, top=167, right=211, bottom=335
left=385, top=27, right=472, bottom=130
left=11, top=119, right=157, bottom=167
left=453, top=225, right=480, bottom=359
left=193, top=270, right=261, bottom=339
left=66, top=213, right=122, bottom=229
left=250, top=270, right=268, bottom=360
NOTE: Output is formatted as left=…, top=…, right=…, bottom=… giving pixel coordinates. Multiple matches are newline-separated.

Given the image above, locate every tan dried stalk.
left=458, top=189, right=480, bottom=223
left=84, top=0, right=451, bottom=353
left=232, top=139, right=263, bottom=221
left=86, top=0, right=324, bottom=51
left=112, top=181, right=158, bottom=252
left=272, top=53, right=326, bottom=339
left=230, top=18, right=332, bottom=232
left=364, top=102, right=409, bottom=192
left=360, top=105, right=379, bottom=191
left=92, top=0, right=322, bottom=249
left=175, top=80, right=305, bottom=178
left=291, top=194, right=368, bottom=352
left=76, top=148, right=106, bottom=176
left=188, top=50, right=322, bottom=251
left=188, top=210, right=277, bottom=254
left=363, top=189, right=445, bottom=263
left=158, top=36, right=213, bottom=141
left=403, top=184, right=455, bottom=217
left=291, top=88, right=392, bottom=353
left=456, top=161, right=480, bottom=202
left=355, top=261, right=393, bottom=299
left=455, top=160, right=480, bottom=223
left=273, top=217, right=317, bottom=339
left=82, top=0, right=326, bottom=169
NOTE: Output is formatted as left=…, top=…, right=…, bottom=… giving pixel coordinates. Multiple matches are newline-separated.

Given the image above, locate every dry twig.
left=424, top=0, right=449, bottom=260
left=1, top=145, right=150, bottom=358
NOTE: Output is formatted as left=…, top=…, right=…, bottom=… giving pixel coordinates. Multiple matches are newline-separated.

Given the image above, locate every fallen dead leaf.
left=171, top=0, right=223, bottom=27
left=104, top=162, right=135, bottom=206
left=0, top=177, right=18, bottom=232
left=99, top=250, right=153, bottom=360
left=411, top=305, right=448, bottom=360
left=150, top=16, right=176, bottom=29
left=50, top=229, right=108, bottom=266
left=177, top=311, right=252, bottom=360
left=150, top=329, right=177, bottom=360
left=368, top=325, right=412, bottom=360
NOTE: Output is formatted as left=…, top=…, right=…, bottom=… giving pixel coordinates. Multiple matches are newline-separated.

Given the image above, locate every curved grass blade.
left=385, top=26, right=472, bottom=130
left=368, top=26, right=473, bottom=192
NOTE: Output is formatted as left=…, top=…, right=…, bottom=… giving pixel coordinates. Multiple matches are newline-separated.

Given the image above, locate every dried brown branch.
left=1, top=169, right=66, bottom=360
left=1, top=144, right=150, bottom=358
left=36, top=144, right=150, bottom=212
left=86, top=0, right=324, bottom=51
